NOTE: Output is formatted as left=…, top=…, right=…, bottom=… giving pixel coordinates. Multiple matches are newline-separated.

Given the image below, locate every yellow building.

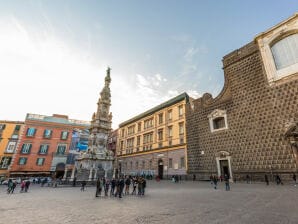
left=0, top=121, right=24, bottom=177
left=117, top=93, right=191, bottom=179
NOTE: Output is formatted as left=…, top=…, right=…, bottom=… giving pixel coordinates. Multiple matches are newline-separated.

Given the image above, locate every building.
left=117, top=93, right=190, bottom=179
left=9, top=114, right=89, bottom=178
left=186, top=14, right=298, bottom=181
left=0, top=121, right=24, bottom=177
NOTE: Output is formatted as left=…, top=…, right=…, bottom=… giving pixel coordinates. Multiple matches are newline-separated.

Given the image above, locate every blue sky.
left=0, top=0, right=297, bottom=128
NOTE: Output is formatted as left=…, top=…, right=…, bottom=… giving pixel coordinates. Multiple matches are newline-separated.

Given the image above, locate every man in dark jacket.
left=118, top=177, right=125, bottom=198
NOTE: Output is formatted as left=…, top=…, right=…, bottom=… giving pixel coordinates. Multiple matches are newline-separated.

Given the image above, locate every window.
left=127, top=125, right=135, bottom=135
left=178, top=105, right=183, bottom=117
left=61, top=131, right=68, bottom=140
left=18, top=157, right=27, bottom=165
left=208, top=109, right=228, bottom=132
left=39, top=144, right=49, bottom=154
left=43, top=129, right=52, bottom=138
left=36, top=158, right=45, bottom=166
left=130, top=161, right=133, bottom=169
left=121, top=129, right=125, bottom=137
left=126, top=138, right=134, bottom=150
left=0, top=157, right=12, bottom=169
left=180, top=137, right=184, bottom=144
left=271, top=34, right=298, bottom=70
left=57, top=144, right=67, bottom=155
left=158, top=113, right=163, bottom=124
left=180, top=157, right=185, bottom=168
left=144, top=118, right=153, bottom=129
left=179, top=122, right=184, bottom=135
left=149, top=160, right=152, bottom=169
left=120, top=141, right=124, bottom=150
left=5, top=141, right=16, bottom=153
left=158, top=129, right=163, bottom=141
left=0, top=124, right=6, bottom=130
left=14, top=125, right=21, bottom=131
left=137, top=136, right=141, bottom=146
left=138, top=123, right=142, bottom=132
left=21, top=143, right=32, bottom=154
left=169, top=158, right=173, bottom=168
left=143, top=132, right=153, bottom=144
left=168, top=126, right=173, bottom=138
left=142, top=160, right=145, bottom=169
left=26, top=127, right=36, bottom=137
left=255, top=16, right=298, bottom=85
left=135, top=161, right=138, bottom=169
left=168, top=110, right=172, bottom=121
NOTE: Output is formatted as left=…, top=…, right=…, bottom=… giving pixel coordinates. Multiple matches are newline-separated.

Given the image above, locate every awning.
left=10, top=171, right=51, bottom=175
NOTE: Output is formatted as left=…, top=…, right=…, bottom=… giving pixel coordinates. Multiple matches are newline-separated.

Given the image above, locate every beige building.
left=117, top=93, right=191, bottom=179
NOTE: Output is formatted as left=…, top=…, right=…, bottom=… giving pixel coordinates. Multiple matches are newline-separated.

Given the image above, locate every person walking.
left=20, top=180, right=26, bottom=193
left=131, top=177, right=137, bottom=195
left=265, top=174, right=269, bottom=186
left=95, top=178, right=102, bottom=197
left=81, top=180, right=86, bottom=191
left=110, top=178, right=116, bottom=196
left=7, top=179, right=13, bottom=194
left=213, top=175, right=218, bottom=190
left=292, top=173, right=296, bottom=186
left=224, top=174, right=230, bottom=191
left=25, top=180, right=30, bottom=192
left=118, top=177, right=125, bottom=198
left=104, top=179, right=110, bottom=196
left=125, top=176, right=131, bottom=195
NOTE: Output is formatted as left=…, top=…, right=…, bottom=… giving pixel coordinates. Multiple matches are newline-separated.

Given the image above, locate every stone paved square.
left=1, top=180, right=297, bottom=224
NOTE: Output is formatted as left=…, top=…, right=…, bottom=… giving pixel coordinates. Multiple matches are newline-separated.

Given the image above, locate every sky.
left=0, top=0, right=297, bottom=129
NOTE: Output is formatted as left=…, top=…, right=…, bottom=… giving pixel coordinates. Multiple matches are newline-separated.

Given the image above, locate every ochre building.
left=117, top=93, right=190, bottom=179
left=186, top=14, right=298, bottom=182
left=0, top=121, right=24, bottom=177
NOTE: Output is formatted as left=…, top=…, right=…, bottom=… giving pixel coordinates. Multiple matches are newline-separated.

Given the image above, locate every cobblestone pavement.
left=0, top=181, right=297, bottom=224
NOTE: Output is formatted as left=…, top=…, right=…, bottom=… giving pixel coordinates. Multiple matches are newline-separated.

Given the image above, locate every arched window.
left=271, top=33, right=298, bottom=70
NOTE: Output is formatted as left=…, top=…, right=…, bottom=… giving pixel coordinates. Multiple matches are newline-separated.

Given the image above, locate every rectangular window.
left=0, top=157, right=12, bottom=169
left=144, top=118, right=153, bottom=129
left=168, top=110, right=172, bottom=121
left=21, top=143, right=32, bottom=154
left=138, top=123, right=141, bottom=132
left=169, top=158, right=173, bottom=168
left=120, top=141, right=124, bottom=150
left=39, top=144, right=49, bottom=154
left=18, top=157, right=27, bottom=165
left=14, top=125, right=21, bottom=131
left=168, top=126, right=173, bottom=138
left=158, top=113, right=163, bottom=124
left=57, top=144, right=67, bottom=155
left=137, top=136, right=141, bottom=146
left=43, top=129, right=52, bottom=138
left=127, top=125, right=135, bottom=135
left=0, top=124, right=6, bottom=130
left=179, top=122, right=184, bottom=135
left=158, top=129, right=163, bottom=141
left=26, top=127, right=36, bottom=137
left=36, top=158, right=45, bottom=166
left=61, top=131, right=69, bottom=140
left=142, top=161, right=145, bottom=169
left=178, top=105, right=183, bottom=117
left=180, top=157, right=185, bottom=168
left=5, top=141, right=16, bottom=153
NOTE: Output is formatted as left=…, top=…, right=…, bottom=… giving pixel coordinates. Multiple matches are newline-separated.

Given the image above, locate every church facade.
left=186, top=14, right=298, bottom=181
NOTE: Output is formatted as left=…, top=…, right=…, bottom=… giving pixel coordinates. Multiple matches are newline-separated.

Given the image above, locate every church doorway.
left=215, top=151, right=233, bottom=181
left=220, top=160, right=230, bottom=178
left=158, top=159, right=164, bottom=179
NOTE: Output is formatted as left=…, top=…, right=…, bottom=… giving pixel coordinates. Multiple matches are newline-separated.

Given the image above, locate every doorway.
left=220, top=160, right=230, bottom=178
left=55, top=163, right=65, bottom=179
left=158, top=159, right=163, bottom=179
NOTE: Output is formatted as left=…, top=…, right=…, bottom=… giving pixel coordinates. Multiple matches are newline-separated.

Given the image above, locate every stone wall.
left=186, top=41, right=298, bottom=181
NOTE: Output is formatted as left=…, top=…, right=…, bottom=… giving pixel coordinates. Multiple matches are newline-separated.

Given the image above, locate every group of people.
left=80, top=176, right=147, bottom=198
left=210, top=174, right=230, bottom=191
left=6, top=179, right=31, bottom=194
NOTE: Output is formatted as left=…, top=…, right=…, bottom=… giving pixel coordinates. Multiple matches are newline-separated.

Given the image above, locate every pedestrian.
left=95, top=178, right=102, bottom=197
left=110, top=178, right=116, bottom=196
left=81, top=180, right=86, bottom=191
left=105, top=179, right=110, bottom=196
left=265, top=174, right=269, bottom=186
left=224, top=174, right=230, bottom=191
left=73, top=177, right=77, bottom=187
left=7, top=179, right=13, bottom=194
left=25, top=179, right=30, bottom=192
left=213, top=176, right=218, bottom=189
left=125, top=176, right=131, bottom=195
left=142, top=178, right=146, bottom=196
left=20, top=180, right=26, bottom=192
left=193, top=174, right=196, bottom=181
left=246, top=174, right=250, bottom=184
left=210, top=175, right=214, bottom=185
left=118, top=177, right=125, bottom=198
left=131, top=177, right=137, bottom=195
left=292, top=173, right=296, bottom=186
left=276, top=175, right=281, bottom=185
